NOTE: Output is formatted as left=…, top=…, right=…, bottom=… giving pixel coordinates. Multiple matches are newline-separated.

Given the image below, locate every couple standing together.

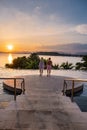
left=39, top=57, right=52, bottom=76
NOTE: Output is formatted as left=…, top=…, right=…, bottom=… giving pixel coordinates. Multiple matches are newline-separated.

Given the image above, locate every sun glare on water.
left=7, top=44, right=13, bottom=63
left=8, top=54, right=13, bottom=64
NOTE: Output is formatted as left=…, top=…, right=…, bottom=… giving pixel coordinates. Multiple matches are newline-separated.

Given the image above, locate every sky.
left=0, top=0, right=87, bottom=53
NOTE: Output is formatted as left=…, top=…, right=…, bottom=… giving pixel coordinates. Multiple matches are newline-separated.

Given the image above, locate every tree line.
left=5, top=53, right=87, bottom=70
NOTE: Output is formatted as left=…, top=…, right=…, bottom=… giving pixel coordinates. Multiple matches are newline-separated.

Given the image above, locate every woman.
left=47, top=57, right=52, bottom=76
left=39, top=57, right=44, bottom=76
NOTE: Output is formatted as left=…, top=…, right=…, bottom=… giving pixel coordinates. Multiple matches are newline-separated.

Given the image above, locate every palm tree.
left=75, top=55, right=87, bottom=70
left=60, top=61, right=73, bottom=69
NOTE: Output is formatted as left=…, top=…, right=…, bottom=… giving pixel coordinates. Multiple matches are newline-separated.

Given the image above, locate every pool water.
left=74, top=84, right=87, bottom=112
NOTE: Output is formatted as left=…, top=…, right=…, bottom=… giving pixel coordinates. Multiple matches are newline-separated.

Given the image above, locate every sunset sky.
left=0, top=0, right=87, bottom=53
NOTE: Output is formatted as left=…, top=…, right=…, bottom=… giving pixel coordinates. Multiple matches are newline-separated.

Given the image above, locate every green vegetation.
left=5, top=53, right=87, bottom=70
left=75, top=55, right=87, bottom=70
left=52, top=64, right=59, bottom=69
left=60, top=61, right=74, bottom=69
left=5, top=53, right=40, bottom=69
left=5, top=53, right=47, bottom=69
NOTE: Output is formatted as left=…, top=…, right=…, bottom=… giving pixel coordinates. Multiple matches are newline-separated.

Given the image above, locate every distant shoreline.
left=0, top=51, right=82, bottom=57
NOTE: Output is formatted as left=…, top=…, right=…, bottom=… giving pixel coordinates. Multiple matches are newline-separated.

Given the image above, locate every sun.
left=7, top=45, right=13, bottom=51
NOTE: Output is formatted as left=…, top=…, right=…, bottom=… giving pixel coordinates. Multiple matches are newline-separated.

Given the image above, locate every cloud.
left=1, top=6, right=86, bottom=47
left=0, top=8, right=43, bottom=39
left=34, top=6, right=41, bottom=15
left=74, top=24, right=87, bottom=35
left=0, top=6, right=74, bottom=39
left=39, top=43, right=87, bottom=54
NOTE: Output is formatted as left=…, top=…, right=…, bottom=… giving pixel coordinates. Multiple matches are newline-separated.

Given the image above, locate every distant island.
left=0, top=51, right=84, bottom=57
left=36, top=52, right=82, bottom=57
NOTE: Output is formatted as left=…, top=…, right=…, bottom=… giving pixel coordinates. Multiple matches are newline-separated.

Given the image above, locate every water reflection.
left=8, top=53, right=13, bottom=64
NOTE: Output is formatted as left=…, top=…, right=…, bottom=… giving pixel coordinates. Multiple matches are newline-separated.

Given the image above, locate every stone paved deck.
left=0, top=75, right=87, bottom=130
